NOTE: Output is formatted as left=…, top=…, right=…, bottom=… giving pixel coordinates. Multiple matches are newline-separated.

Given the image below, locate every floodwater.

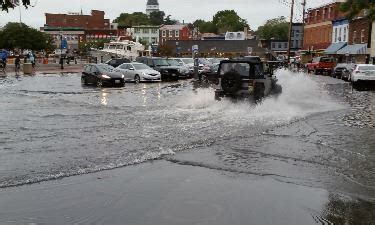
left=0, top=70, right=374, bottom=223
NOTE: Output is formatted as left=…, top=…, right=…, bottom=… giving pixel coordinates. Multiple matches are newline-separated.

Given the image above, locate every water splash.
left=177, top=70, right=345, bottom=126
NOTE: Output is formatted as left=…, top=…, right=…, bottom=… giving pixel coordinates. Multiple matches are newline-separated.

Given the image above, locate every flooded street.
left=0, top=70, right=374, bottom=224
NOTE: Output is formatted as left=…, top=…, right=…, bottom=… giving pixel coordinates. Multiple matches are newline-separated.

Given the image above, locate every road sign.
left=192, top=45, right=199, bottom=53
left=247, top=47, right=253, bottom=54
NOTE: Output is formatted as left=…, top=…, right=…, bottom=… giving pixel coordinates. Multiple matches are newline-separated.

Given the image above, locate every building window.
left=353, top=31, right=357, bottom=44
left=142, top=29, right=149, bottom=34
left=284, top=43, right=288, bottom=48
left=151, top=28, right=158, bottom=34
left=323, top=8, right=326, bottom=20
left=343, top=26, right=347, bottom=42
left=334, top=27, right=338, bottom=42
left=175, top=30, right=179, bottom=37
left=162, top=38, right=166, bottom=43
left=134, top=28, right=140, bottom=34
left=162, top=30, right=166, bottom=37
left=278, top=43, right=282, bottom=49
left=361, top=29, right=365, bottom=43
left=169, top=30, right=173, bottom=37
left=338, top=27, right=342, bottom=42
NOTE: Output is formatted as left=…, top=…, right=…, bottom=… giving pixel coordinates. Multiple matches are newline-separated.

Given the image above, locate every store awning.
left=324, top=42, right=347, bottom=54
left=337, top=44, right=368, bottom=55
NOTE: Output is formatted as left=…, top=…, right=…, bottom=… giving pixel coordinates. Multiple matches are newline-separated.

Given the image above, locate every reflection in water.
left=322, top=194, right=375, bottom=224
left=100, top=90, right=109, bottom=106
left=142, top=84, right=148, bottom=107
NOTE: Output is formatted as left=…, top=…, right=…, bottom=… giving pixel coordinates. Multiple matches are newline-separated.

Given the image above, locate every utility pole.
left=301, top=0, right=306, bottom=56
left=287, top=0, right=295, bottom=64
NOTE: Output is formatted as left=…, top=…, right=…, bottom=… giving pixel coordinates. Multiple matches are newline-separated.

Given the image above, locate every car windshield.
left=154, top=59, right=169, bottom=66
left=133, top=64, right=151, bottom=70
left=220, top=62, right=250, bottom=76
left=336, top=63, right=347, bottom=68
left=166, top=59, right=180, bottom=66
left=97, top=64, right=114, bottom=73
left=182, top=58, right=194, bottom=64
left=358, top=65, right=375, bottom=71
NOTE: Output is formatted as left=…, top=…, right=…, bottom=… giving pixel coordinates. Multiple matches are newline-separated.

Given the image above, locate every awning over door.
left=324, top=42, right=347, bottom=54
left=337, top=44, right=368, bottom=55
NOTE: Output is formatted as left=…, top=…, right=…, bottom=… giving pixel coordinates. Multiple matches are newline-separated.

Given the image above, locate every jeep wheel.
left=221, top=71, right=242, bottom=95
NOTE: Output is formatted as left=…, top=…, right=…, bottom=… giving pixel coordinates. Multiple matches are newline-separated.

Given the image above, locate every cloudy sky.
left=1, top=0, right=332, bottom=29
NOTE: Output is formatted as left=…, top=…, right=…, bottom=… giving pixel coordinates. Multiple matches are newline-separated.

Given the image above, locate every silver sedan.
left=115, top=63, right=161, bottom=83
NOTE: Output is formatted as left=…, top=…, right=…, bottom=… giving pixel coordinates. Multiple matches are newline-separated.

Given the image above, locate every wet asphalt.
left=0, top=70, right=374, bottom=224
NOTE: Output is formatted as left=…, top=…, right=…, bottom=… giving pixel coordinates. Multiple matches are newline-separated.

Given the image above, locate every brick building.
left=303, top=0, right=347, bottom=53
left=42, top=10, right=117, bottom=51
left=45, top=10, right=110, bottom=30
left=336, top=16, right=372, bottom=63
left=159, top=25, right=191, bottom=44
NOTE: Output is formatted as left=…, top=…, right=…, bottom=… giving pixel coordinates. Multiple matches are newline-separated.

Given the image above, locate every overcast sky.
left=0, top=0, right=332, bottom=29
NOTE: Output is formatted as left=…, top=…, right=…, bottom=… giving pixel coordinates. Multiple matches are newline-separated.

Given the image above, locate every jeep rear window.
left=220, top=63, right=250, bottom=77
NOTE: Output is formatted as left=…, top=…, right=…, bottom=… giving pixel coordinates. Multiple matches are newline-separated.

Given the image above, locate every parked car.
left=166, top=58, right=190, bottom=78
left=306, top=57, right=336, bottom=75
left=81, top=64, right=125, bottom=87
left=333, top=63, right=354, bottom=80
left=214, top=58, right=282, bottom=102
left=136, top=57, right=180, bottom=81
left=350, top=64, right=375, bottom=85
left=198, top=58, right=213, bottom=74
left=115, top=63, right=161, bottom=83
left=105, top=58, right=131, bottom=68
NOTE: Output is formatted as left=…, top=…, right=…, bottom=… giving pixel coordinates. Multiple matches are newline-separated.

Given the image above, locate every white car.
left=350, top=64, right=375, bottom=85
left=115, top=63, right=161, bottom=83
left=173, top=58, right=204, bottom=74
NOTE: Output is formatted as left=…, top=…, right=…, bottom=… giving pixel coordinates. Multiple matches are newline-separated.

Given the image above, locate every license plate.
left=115, top=80, right=121, bottom=84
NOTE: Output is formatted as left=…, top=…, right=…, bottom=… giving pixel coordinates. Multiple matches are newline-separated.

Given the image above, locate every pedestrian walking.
left=29, top=52, right=36, bottom=69
left=14, top=55, right=21, bottom=75
left=0, top=50, right=8, bottom=74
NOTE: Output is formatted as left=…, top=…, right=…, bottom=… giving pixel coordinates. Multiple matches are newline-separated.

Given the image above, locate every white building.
left=146, top=0, right=159, bottom=15
left=133, top=25, right=159, bottom=45
left=332, top=19, right=349, bottom=43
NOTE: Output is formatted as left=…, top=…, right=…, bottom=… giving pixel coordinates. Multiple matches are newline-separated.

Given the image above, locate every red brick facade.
left=303, top=1, right=347, bottom=51
left=159, top=25, right=191, bottom=44
left=45, top=10, right=110, bottom=30
left=349, top=17, right=371, bottom=45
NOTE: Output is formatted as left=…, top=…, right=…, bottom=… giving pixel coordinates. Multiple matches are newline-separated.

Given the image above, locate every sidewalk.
left=4, top=63, right=85, bottom=75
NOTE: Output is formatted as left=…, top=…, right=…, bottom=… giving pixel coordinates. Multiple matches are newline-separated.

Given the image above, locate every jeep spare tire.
left=221, top=71, right=242, bottom=95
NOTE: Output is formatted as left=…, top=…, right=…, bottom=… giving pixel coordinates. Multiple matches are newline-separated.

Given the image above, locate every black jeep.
left=214, top=57, right=282, bottom=102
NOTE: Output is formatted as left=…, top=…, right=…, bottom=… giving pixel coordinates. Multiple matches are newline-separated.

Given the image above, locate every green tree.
left=212, top=10, right=248, bottom=33
left=113, top=12, right=150, bottom=27
left=164, top=15, right=178, bottom=25
left=340, top=0, right=375, bottom=21
left=256, top=16, right=289, bottom=40
left=0, top=22, right=52, bottom=50
left=193, top=19, right=216, bottom=33
left=1, top=0, right=30, bottom=12
left=149, top=11, right=165, bottom=25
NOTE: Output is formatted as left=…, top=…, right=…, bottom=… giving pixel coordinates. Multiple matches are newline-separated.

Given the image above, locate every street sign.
left=192, top=45, right=199, bottom=53
left=247, top=47, right=253, bottom=54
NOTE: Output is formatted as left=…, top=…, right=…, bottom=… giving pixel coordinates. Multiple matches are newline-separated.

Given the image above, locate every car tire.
left=271, top=84, right=283, bottom=95
left=221, top=71, right=242, bottom=95
left=97, top=79, right=103, bottom=88
left=253, top=83, right=265, bottom=102
left=134, top=75, right=140, bottom=84
left=81, top=77, right=88, bottom=85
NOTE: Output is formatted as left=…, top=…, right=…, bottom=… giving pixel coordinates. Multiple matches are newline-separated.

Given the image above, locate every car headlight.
left=142, top=72, right=147, bottom=76
left=121, top=74, right=124, bottom=78
left=101, top=74, right=111, bottom=79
